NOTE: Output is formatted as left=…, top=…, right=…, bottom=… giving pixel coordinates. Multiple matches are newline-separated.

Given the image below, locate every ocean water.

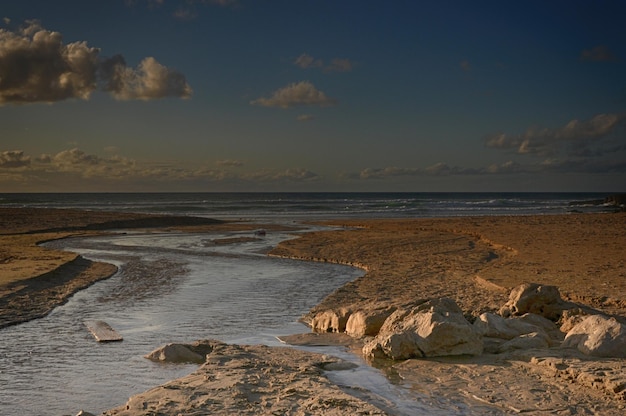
left=0, top=191, right=618, bottom=219
left=0, top=192, right=620, bottom=415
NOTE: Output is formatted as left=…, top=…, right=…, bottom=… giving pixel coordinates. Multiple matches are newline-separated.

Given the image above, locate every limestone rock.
left=563, top=315, right=626, bottom=358
left=345, top=306, right=396, bottom=337
left=497, top=332, right=550, bottom=353
left=145, top=343, right=206, bottom=364
left=474, top=312, right=540, bottom=340
left=499, top=283, right=571, bottom=321
left=311, top=308, right=351, bottom=333
left=474, top=312, right=563, bottom=348
left=363, top=298, right=483, bottom=360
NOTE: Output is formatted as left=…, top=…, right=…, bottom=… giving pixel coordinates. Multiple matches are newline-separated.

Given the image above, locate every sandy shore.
left=1, top=209, right=625, bottom=414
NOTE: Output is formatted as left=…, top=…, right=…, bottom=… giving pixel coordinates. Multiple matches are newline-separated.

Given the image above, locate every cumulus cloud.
left=0, top=150, right=31, bottom=168
left=100, top=55, right=192, bottom=100
left=580, top=45, right=618, bottom=62
left=250, top=81, right=337, bottom=109
left=484, top=113, right=626, bottom=157
left=0, top=21, right=192, bottom=105
left=294, top=53, right=354, bottom=72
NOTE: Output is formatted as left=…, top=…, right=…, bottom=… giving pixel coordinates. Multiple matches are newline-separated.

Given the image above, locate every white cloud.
left=250, top=81, right=337, bottom=109
left=100, top=56, right=192, bottom=101
left=0, top=21, right=192, bottom=105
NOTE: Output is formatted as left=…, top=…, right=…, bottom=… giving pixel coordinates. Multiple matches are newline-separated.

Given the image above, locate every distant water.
left=0, top=192, right=619, bottom=219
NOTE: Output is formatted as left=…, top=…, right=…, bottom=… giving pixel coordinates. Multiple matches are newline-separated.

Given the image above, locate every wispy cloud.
left=0, top=148, right=321, bottom=188
left=0, top=21, right=192, bottom=105
left=294, top=53, right=354, bottom=73
left=296, top=114, right=315, bottom=122
left=216, top=159, right=244, bottom=167
left=484, top=113, right=625, bottom=157
left=250, top=81, right=337, bottom=109
left=580, top=45, right=618, bottom=62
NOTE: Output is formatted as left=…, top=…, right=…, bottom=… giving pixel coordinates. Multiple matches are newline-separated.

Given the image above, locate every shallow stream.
left=0, top=227, right=470, bottom=415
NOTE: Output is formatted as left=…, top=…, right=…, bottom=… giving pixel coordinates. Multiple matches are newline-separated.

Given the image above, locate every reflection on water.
left=0, top=230, right=363, bottom=415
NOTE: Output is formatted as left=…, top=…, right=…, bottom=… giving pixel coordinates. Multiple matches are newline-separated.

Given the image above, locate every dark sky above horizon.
left=1, top=0, right=625, bottom=192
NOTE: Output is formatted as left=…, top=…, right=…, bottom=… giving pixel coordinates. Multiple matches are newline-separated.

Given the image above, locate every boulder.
left=563, top=315, right=626, bottom=358
left=345, top=306, right=396, bottom=337
left=363, top=298, right=483, bottom=360
left=499, top=283, right=571, bottom=321
left=497, top=332, right=550, bottom=353
left=474, top=312, right=540, bottom=340
left=145, top=343, right=205, bottom=364
left=311, top=308, right=351, bottom=333
left=474, top=312, right=563, bottom=347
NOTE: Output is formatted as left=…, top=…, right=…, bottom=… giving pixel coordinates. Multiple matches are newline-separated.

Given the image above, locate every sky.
left=1, top=0, right=625, bottom=193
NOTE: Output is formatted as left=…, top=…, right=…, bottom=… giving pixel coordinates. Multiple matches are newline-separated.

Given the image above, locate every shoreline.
left=2, top=208, right=626, bottom=414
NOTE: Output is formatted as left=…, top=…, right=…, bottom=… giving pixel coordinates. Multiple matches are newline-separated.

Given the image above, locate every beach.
left=1, top=208, right=625, bottom=414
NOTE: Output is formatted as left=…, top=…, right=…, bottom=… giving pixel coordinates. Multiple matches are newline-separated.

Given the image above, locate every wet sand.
left=1, top=208, right=625, bottom=414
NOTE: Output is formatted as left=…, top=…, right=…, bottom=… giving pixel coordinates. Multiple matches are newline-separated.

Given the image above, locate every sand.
left=1, top=208, right=625, bottom=414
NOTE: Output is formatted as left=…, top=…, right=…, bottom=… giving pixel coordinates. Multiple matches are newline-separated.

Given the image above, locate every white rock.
left=345, top=306, right=396, bottom=337
left=563, top=315, right=626, bottom=358
left=497, top=332, right=550, bottom=353
left=145, top=343, right=205, bottom=364
left=363, top=298, right=482, bottom=359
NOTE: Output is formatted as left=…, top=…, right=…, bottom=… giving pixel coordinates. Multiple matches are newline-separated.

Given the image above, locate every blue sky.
left=1, top=0, right=625, bottom=192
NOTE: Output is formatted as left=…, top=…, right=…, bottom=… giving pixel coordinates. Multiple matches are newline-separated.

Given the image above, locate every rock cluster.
left=309, top=282, right=626, bottom=361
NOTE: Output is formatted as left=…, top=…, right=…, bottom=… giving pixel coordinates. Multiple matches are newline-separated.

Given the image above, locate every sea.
left=0, top=191, right=618, bottom=219
left=0, top=192, right=620, bottom=415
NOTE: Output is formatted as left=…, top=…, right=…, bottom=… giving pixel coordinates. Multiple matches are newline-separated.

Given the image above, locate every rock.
left=345, top=306, right=396, bottom=337
left=145, top=343, right=206, bottom=364
left=563, top=315, right=626, bottom=358
left=474, top=312, right=542, bottom=340
left=497, top=332, right=550, bottom=353
left=499, top=283, right=572, bottom=321
left=363, top=298, right=483, bottom=360
left=311, top=308, right=351, bottom=333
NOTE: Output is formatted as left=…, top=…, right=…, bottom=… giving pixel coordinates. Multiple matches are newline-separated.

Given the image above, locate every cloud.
left=216, top=159, right=244, bottom=167
left=244, top=168, right=320, bottom=182
left=100, top=56, right=192, bottom=100
left=294, top=54, right=323, bottom=69
left=460, top=60, right=471, bottom=71
left=484, top=113, right=626, bottom=157
left=0, top=150, right=31, bottom=168
left=294, top=53, right=354, bottom=73
left=296, top=114, right=315, bottom=122
left=580, top=45, right=618, bottom=62
left=0, top=21, right=192, bottom=105
left=250, top=81, right=337, bottom=109
left=0, top=147, right=323, bottom=189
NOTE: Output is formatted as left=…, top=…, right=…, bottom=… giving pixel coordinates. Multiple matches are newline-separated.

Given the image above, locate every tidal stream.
left=0, top=228, right=467, bottom=415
